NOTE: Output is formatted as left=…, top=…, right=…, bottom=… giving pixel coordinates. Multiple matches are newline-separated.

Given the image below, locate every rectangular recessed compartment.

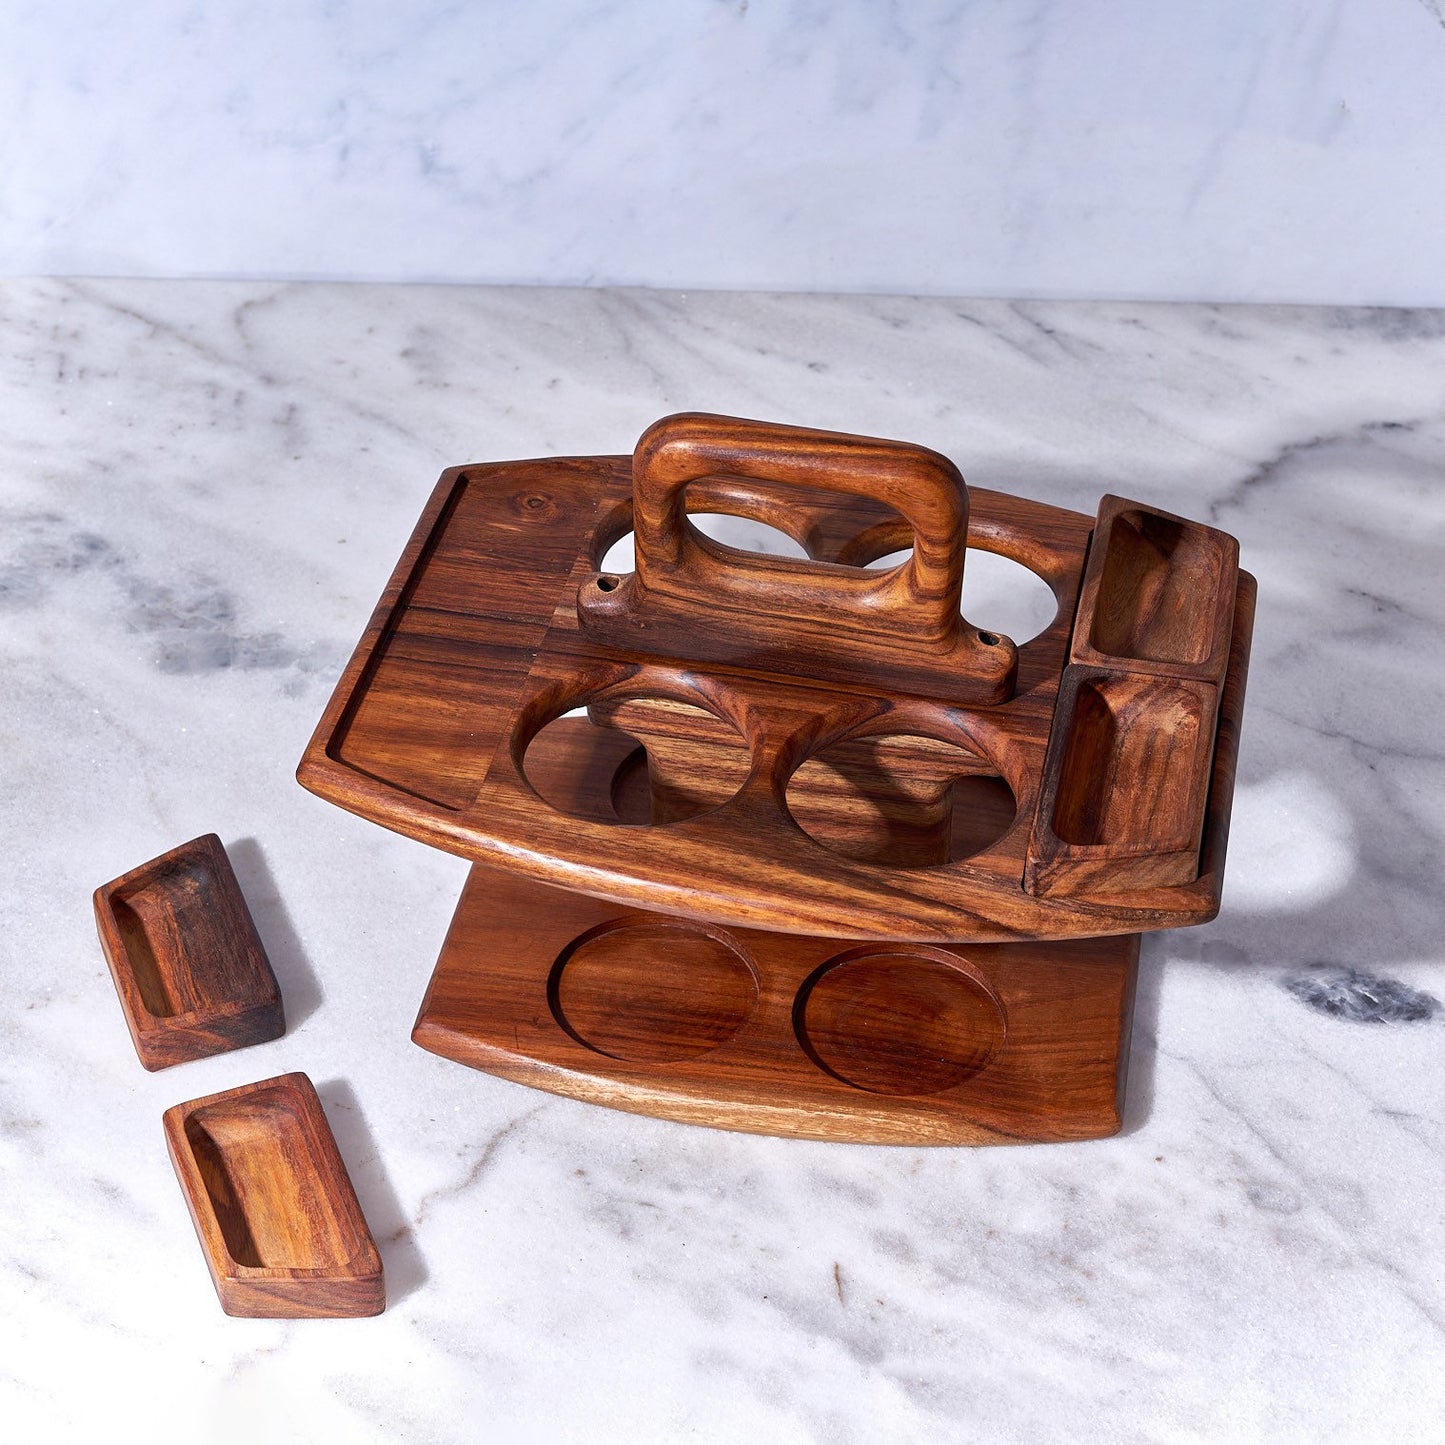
left=1026, top=667, right=1220, bottom=895
left=163, top=1072, right=384, bottom=1318
left=94, top=833, right=284, bottom=1070
left=1071, top=494, right=1239, bottom=682
left=1027, top=493, right=1246, bottom=898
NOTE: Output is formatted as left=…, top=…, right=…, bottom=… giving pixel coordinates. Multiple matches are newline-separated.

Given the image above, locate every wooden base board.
left=413, top=867, right=1139, bottom=1146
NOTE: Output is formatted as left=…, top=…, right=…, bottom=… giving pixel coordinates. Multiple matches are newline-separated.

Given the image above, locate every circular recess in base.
left=549, top=922, right=759, bottom=1064
left=795, top=948, right=1005, bottom=1095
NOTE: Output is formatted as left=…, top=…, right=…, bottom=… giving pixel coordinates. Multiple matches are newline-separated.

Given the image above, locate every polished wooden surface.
left=1070, top=493, right=1239, bottom=682
left=163, top=1073, right=384, bottom=1318
left=302, top=413, right=1250, bottom=1142
left=1025, top=495, right=1246, bottom=895
left=298, top=414, right=1255, bottom=944
left=415, top=862, right=1139, bottom=1145
left=577, top=413, right=1016, bottom=703
left=94, top=834, right=284, bottom=1071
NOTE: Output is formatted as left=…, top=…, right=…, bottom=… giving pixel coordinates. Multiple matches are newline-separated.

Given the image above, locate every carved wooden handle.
left=578, top=412, right=1013, bottom=703
left=627, top=413, right=968, bottom=644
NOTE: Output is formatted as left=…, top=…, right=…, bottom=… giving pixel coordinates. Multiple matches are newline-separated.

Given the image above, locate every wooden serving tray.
left=299, top=415, right=1255, bottom=944
left=95, top=834, right=284, bottom=1070
left=298, top=413, right=1254, bottom=1144
left=163, top=1073, right=384, bottom=1318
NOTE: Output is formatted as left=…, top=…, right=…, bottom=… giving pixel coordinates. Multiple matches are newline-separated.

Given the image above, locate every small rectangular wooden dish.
left=1024, top=495, right=1244, bottom=896
left=94, top=833, right=284, bottom=1070
left=163, top=1072, right=384, bottom=1318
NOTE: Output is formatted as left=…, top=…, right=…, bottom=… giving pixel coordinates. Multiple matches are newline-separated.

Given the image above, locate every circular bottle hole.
left=523, top=691, right=752, bottom=826
left=597, top=515, right=808, bottom=578
left=785, top=732, right=1016, bottom=867
left=796, top=950, right=1005, bottom=1095
left=523, top=710, right=650, bottom=824
left=598, top=532, right=636, bottom=574
left=550, top=922, right=758, bottom=1063
left=686, top=512, right=809, bottom=559
left=866, top=546, right=1058, bottom=644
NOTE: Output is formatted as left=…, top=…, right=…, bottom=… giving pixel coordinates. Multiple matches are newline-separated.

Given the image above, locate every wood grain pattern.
left=1070, top=493, right=1238, bottom=681
left=1024, top=497, right=1246, bottom=895
left=298, top=412, right=1253, bottom=1144
left=414, top=863, right=1139, bottom=1145
left=1024, top=669, right=1219, bottom=893
left=297, top=414, right=1256, bottom=944
left=94, top=834, right=284, bottom=1070
left=163, top=1073, right=384, bottom=1318
left=577, top=413, right=1017, bottom=703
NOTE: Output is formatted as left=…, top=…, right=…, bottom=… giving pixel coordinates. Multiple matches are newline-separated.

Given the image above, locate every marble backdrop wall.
left=3, top=0, right=1445, bottom=303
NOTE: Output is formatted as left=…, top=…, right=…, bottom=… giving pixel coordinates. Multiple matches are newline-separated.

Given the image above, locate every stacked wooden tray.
left=299, top=414, right=1254, bottom=1144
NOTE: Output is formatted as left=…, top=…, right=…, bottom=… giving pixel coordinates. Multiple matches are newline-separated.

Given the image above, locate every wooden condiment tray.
left=94, top=834, right=284, bottom=1070
left=163, top=1073, right=384, bottom=1318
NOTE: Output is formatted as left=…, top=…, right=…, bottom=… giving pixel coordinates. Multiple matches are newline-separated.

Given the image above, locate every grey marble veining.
left=3, top=278, right=1443, bottom=1442
left=4, top=3, right=1445, bottom=304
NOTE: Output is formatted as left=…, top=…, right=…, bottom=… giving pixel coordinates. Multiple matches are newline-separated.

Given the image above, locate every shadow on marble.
left=1174, top=751, right=1441, bottom=1023
left=316, top=1077, right=429, bottom=1306
left=1118, top=764, right=1409, bottom=1127
left=1189, top=883, right=1443, bottom=1025
left=1115, top=746, right=1439, bottom=1135
left=227, top=836, right=325, bottom=1030
left=1118, top=943, right=1161, bottom=1136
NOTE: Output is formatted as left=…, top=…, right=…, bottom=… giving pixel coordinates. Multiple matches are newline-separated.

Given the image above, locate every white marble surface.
left=4, top=278, right=1445, bottom=1442
left=6, top=2, right=1445, bottom=304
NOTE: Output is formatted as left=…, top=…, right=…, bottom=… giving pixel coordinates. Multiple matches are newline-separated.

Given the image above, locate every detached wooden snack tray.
left=95, top=834, right=284, bottom=1070
left=300, top=413, right=1255, bottom=1144
left=164, top=1072, right=384, bottom=1318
